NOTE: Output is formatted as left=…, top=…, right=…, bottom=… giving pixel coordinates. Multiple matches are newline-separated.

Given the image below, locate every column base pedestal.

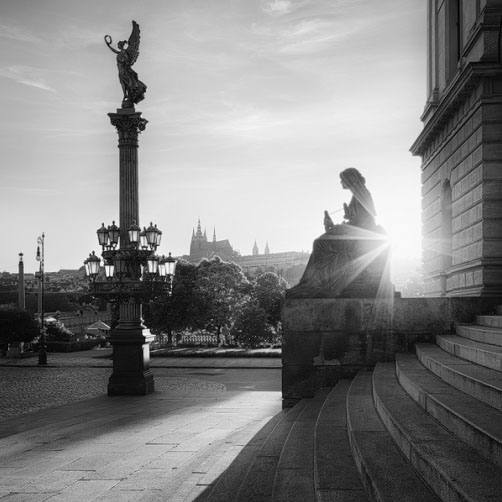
left=107, top=329, right=155, bottom=396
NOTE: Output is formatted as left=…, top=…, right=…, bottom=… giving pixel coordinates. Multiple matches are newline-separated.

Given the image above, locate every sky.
left=0, top=0, right=426, bottom=275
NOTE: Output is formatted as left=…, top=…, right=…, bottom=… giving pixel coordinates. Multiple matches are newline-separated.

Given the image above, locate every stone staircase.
left=195, top=307, right=502, bottom=501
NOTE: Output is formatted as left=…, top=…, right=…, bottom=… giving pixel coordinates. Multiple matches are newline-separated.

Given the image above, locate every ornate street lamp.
left=83, top=21, right=177, bottom=396
left=85, top=251, right=101, bottom=280
left=128, top=221, right=141, bottom=247
left=139, top=227, right=148, bottom=250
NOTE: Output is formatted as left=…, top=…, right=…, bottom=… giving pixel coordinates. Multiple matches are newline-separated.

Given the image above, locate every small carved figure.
left=323, top=210, right=334, bottom=233
left=105, top=21, right=147, bottom=108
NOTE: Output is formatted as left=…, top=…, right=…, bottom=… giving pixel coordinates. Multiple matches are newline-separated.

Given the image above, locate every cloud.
left=55, top=24, right=109, bottom=49
left=0, top=65, right=56, bottom=92
left=260, top=0, right=309, bottom=17
left=251, top=15, right=367, bottom=57
left=0, top=24, right=42, bottom=43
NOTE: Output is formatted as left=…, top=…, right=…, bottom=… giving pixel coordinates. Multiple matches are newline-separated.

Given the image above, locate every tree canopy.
left=0, top=309, right=40, bottom=344
left=144, top=257, right=287, bottom=347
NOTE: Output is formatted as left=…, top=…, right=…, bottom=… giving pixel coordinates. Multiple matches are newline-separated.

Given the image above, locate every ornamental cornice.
left=410, top=62, right=502, bottom=158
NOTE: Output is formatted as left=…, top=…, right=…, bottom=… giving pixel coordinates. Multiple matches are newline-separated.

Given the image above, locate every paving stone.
left=0, top=354, right=282, bottom=501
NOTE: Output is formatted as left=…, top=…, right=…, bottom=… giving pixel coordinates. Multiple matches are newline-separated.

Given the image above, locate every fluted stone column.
left=107, top=107, right=154, bottom=396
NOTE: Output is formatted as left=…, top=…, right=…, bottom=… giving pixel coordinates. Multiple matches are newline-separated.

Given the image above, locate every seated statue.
left=287, top=168, right=392, bottom=299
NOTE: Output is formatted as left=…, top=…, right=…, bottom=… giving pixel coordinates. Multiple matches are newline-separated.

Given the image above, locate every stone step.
left=476, top=315, right=502, bottom=329
left=347, top=370, right=438, bottom=502
left=315, top=380, right=368, bottom=502
left=437, top=334, right=502, bottom=371
left=396, top=353, right=502, bottom=468
left=373, top=362, right=502, bottom=502
left=272, top=389, right=331, bottom=502
left=456, top=323, right=502, bottom=346
left=416, top=343, right=502, bottom=411
left=235, top=398, right=312, bottom=502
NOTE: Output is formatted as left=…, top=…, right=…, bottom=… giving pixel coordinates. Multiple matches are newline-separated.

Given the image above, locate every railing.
left=179, top=332, right=219, bottom=346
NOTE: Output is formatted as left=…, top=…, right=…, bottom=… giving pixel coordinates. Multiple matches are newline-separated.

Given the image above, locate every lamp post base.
left=107, top=329, right=155, bottom=395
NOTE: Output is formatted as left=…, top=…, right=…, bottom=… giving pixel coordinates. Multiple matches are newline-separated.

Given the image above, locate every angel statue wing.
left=126, top=20, right=141, bottom=66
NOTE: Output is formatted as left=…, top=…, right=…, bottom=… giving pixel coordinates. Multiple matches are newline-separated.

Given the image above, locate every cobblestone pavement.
left=0, top=348, right=281, bottom=368
left=0, top=355, right=280, bottom=423
left=0, top=366, right=230, bottom=422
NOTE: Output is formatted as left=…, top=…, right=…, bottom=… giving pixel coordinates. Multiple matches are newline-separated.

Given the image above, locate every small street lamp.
left=36, top=233, right=46, bottom=366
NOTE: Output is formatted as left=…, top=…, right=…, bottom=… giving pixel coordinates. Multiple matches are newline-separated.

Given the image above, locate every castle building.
left=236, top=249, right=310, bottom=278
left=188, top=220, right=237, bottom=262
left=186, top=220, right=310, bottom=282
left=411, top=1, right=502, bottom=296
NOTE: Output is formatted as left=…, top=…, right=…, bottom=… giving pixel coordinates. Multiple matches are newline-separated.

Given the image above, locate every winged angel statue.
left=105, top=21, right=147, bottom=108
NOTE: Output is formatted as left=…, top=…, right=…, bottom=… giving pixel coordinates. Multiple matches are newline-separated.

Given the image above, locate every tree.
left=194, top=257, right=250, bottom=336
left=251, top=272, right=287, bottom=328
left=0, top=309, right=39, bottom=345
left=230, top=300, right=273, bottom=348
left=143, top=260, right=200, bottom=343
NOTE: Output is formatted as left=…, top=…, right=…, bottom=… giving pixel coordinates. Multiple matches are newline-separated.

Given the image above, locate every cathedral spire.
left=253, top=240, right=259, bottom=256
left=265, top=241, right=270, bottom=255
left=196, top=219, right=203, bottom=238
left=213, top=227, right=216, bottom=243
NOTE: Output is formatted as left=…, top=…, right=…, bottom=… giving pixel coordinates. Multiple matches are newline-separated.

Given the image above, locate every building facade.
left=411, top=0, right=502, bottom=296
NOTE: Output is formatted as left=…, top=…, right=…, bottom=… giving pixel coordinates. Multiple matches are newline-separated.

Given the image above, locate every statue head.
left=118, top=40, right=127, bottom=49
left=340, top=167, right=365, bottom=190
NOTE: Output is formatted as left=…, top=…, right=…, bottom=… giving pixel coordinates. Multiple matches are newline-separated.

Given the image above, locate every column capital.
left=108, top=108, right=148, bottom=147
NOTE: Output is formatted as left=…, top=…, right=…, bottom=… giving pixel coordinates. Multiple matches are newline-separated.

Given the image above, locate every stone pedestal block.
left=282, top=296, right=502, bottom=407
left=108, top=328, right=154, bottom=396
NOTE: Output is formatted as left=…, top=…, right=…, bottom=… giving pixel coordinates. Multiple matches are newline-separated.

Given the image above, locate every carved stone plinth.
left=281, top=296, right=502, bottom=407
left=107, top=328, right=154, bottom=396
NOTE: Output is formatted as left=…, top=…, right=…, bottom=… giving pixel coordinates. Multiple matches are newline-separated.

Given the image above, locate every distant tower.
left=18, top=253, right=25, bottom=311
left=264, top=242, right=270, bottom=255
left=213, top=228, right=217, bottom=243
left=253, top=241, right=259, bottom=256
left=190, top=218, right=208, bottom=258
